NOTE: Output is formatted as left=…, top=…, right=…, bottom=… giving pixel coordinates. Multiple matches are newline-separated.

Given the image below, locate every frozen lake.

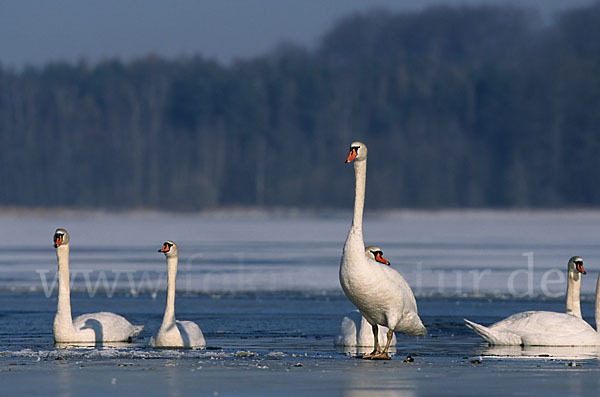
left=1, top=210, right=600, bottom=395
left=2, top=210, right=600, bottom=296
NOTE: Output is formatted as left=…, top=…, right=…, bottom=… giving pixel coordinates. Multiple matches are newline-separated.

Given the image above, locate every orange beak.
left=576, top=262, right=586, bottom=275
left=375, top=252, right=390, bottom=266
left=53, top=234, right=63, bottom=248
left=158, top=244, right=170, bottom=253
left=345, top=148, right=357, bottom=163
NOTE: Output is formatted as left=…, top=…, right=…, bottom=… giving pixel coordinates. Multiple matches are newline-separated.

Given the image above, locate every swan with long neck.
left=566, top=256, right=586, bottom=318
left=465, top=257, right=600, bottom=346
left=339, top=142, right=426, bottom=360
left=335, top=247, right=396, bottom=348
left=53, top=228, right=143, bottom=343
left=150, top=241, right=205, bottom=348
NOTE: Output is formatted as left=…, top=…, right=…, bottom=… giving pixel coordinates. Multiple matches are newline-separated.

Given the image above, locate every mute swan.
left=565, top=256, right=586, bottom=318
left=335, top=247, right=396, bottom=347
left=52, top=229, right=143, bottom=343
left=340, top=142, right=426, bottom=360
left=150, top=241, right=206, bottom=348
left=465, top=259, right=600, bottom=346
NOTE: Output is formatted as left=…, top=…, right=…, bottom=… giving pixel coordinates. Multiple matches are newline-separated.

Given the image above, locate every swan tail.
left=130, top=325, right=144, bottom=338
left=464, top=319, right=521, bottom=346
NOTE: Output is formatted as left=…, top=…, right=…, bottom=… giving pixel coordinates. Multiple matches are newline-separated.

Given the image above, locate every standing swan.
left=465, top=258, right=600, bottom=346
left=53, top=229, right=143, bottom=343
left=335, top=247, right=396, bottom=348
left=340, top=142, right=426, bottom=360
left=151, top=241, right=205, bottom=348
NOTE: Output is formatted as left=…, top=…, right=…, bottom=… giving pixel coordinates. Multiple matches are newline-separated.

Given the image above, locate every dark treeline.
left=2, top=3, right=600, bottom=210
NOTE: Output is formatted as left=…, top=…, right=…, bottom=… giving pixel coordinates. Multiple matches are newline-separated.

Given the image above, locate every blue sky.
left=0, top=0, right=595, bottom=68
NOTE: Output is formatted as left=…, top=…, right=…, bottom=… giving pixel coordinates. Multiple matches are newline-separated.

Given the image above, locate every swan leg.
left=361, top=324, right=381, bottom=359
left=370, top=329, right=394, bottom=360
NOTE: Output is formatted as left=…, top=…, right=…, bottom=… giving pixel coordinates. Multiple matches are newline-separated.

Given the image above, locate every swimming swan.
left=465, top=258, right=600, bottom=346
left=150, top=241, right=205, bottom=348
left=564, top=256, right=586, bottom=318
left=339, top=142, right=426, bottom=360
left=52, top=229, right=143, bottom=343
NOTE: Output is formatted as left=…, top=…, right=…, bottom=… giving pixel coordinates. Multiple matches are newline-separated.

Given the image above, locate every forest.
left=1, top=3, right=600, bottom=210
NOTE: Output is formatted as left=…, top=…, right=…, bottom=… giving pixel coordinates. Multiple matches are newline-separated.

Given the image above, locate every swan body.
left=465, top=261, right=600, bottom=347
left=339, top=142, right=426, bottom=359
left=52, top=229, right=143, bottom=343
left=151, top=241, right=205, bottom=348
left=335, top=247, right=396, bottom=347
left=465, top=311, right=600, bottom=346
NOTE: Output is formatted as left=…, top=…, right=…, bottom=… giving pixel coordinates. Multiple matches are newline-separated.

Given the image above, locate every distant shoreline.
left=3, top=206, right=600, bottom=217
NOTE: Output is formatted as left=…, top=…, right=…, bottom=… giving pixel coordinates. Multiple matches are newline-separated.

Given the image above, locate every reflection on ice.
left=342, top=365, right=416, bottom=397
left=54, top=341, right=143, bottom=350
left=335, top=344, right=397, bottom=357
left=482, top=345, right=600, bottom=360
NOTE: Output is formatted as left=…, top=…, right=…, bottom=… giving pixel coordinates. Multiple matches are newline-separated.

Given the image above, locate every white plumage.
left=339, top=142, right=426, bottom=359
left=335, top=247, right=396, bottom=348
left=52, top=229, right=143, bottom=343
left=150, top=241, right=205, bottom=348
left=465, top=265, right=600, bottom=346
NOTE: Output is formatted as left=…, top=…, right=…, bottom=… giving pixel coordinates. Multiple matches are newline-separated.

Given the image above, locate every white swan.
left=150, top=241, right=205, bottom=348
left=335, top=247, right=396, bottom=347
left=565, top=256, right=586, bottom=318
left=52, top=229, right=143, bottom=343
left=465, top=259, right=600, bottom=346
left=339, top=142, right=426, bottom=360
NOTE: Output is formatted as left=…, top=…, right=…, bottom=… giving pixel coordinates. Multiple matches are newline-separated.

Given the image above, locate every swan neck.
left=595, top=274, right=600, bottom=332
left=161, top=256, right=178, bottom=327
left=56, top=245, right=73, bottom=323
left=351, top=159, right=366, bottom=232
left=566, top=267, right=582, bottom=318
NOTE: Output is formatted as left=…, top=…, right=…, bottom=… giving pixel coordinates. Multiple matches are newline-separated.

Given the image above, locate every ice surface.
left=2, top=210, right=600, bottom=296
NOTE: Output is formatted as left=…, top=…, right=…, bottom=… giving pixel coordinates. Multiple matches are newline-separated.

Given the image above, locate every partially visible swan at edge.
left=339, top=142, right=426, bottom=360
left=150, top=241, right=206, bottom=348
left=53, top=229, right=143, bottom=343
left=465, top=257, right=600, bottom=346
left=335, top=247, right=397, bottom=347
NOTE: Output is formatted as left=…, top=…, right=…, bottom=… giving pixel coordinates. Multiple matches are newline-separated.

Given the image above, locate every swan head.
left=345, top=141, right=367, bottom=163
left=365, top=246, right=391, bottom=266
left=53, top=228, right=70, bottom=248
left=568, top=256, right=586, bottom=275
left=158, top=241, right=178, bottom=257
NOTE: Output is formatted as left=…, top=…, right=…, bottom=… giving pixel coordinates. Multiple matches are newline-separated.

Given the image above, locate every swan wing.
left=334, top=312, right=360, bottom=346
left=374, top=261, right=425, bottom=335
left=175, top=320, right=206, bottom=348
left=72, top=312, right=143, bottom=342
left=465, top=319, right=522, bottom=345
left=377, top=263, right=419, bottom=312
